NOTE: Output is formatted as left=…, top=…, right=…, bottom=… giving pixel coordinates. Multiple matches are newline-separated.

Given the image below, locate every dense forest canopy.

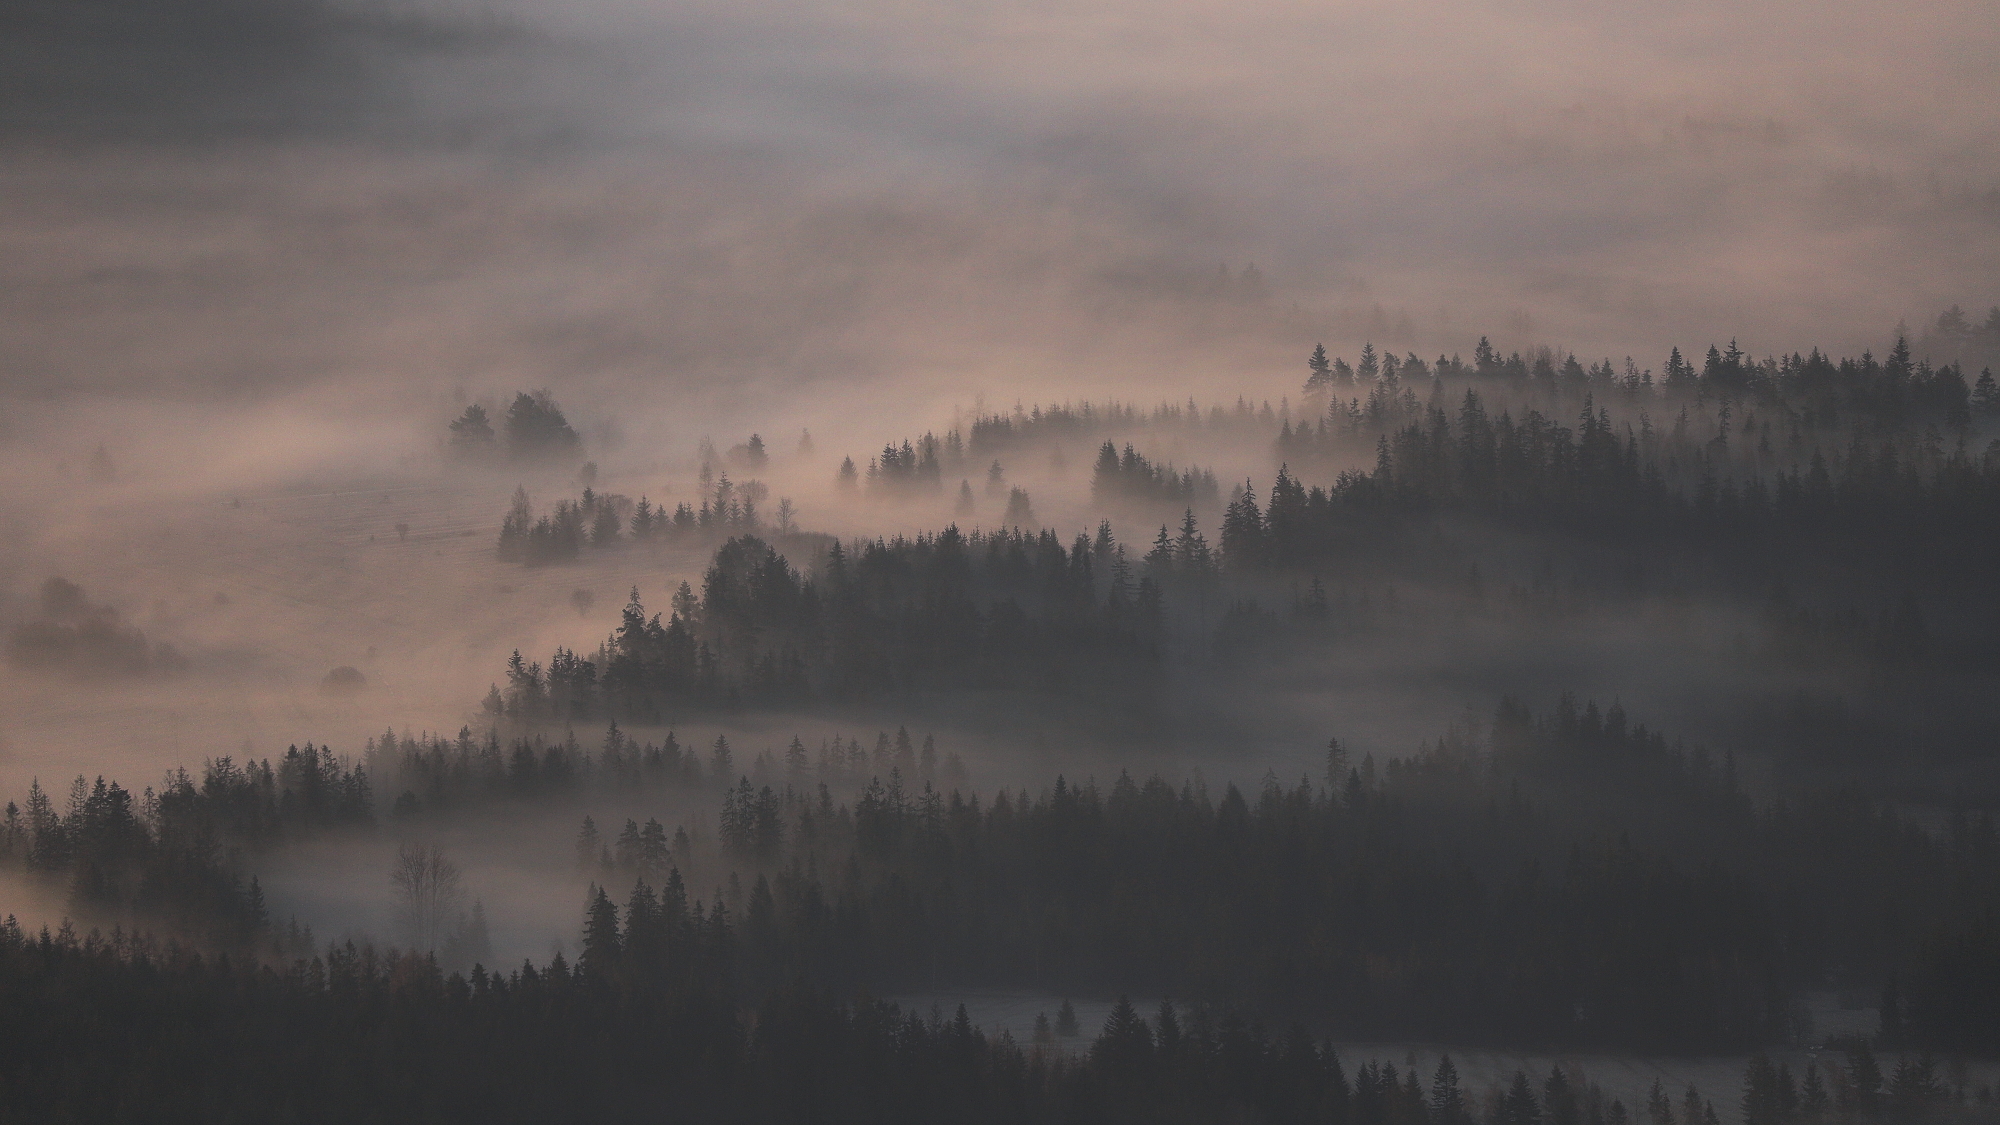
left=10, top=320, right=2000, bottom=1122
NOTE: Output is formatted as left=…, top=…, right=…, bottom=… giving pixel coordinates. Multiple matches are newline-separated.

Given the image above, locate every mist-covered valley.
left=4, top=0, right=2000, bottom=1120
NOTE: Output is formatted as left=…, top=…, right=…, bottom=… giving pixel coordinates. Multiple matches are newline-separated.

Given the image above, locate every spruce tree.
left=1430, top=1054, right=1467, bottom=1124
left=579, top=885, right=621, bottom=980
left=1305, top=343, right=1334, bottom=393
left=1501, top=1071, right=1540, bottom=1125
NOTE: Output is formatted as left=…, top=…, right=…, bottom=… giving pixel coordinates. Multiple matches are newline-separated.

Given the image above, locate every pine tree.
left=1090, top=997, right=1152, bottom=1075
left=591, top=501, right=621, bottom=546
left=1430, top=1054, right=1468, bottom=1124
left=1799, top=1063, right=1829, bottom=1121
left=1679, top=1084, right=1706, bottom=1125
left=1305, top=343, right=1334, bottom=394
left=615, top=819, right=642, bottom=868
left=1546, top=1065, right=1580, bottom=1125
left=1647, top=1080, right=1676, bottom=1125
left=1004, top=487, right=1036, bottom=527
left=1972, top=368, right=1998, bottom=413
left=1322, top=738, right=1349, bottom=792
left=1153, top=1000, right=1181, bottom=1059
left=1845, top=1044, right=1882, bottom=1116
left=1741, top=1055, right=1779, bottom=1125
left=447, top=403, right=495, bottom=449
left=579, top=885, right=621, bottom=980
left=1501, top=1071, right=1540, bottom=1125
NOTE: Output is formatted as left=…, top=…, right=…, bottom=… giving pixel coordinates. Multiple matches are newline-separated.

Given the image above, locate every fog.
left=3, top=0, right=1998, bottom=1112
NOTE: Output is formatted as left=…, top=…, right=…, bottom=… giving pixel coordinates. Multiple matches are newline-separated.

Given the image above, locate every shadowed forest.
left=8, top=328, right=2000, bottom=1121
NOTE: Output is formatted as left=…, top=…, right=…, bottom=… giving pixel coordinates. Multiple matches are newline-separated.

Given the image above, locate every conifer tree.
left=1305, top=343, right=1334, bottom=394
left=1501, top=1071, right=1540, bottom=1125
left=1430, top=1054, right=1468, bottom=1124
left=579, top=885, right=621, bottom=980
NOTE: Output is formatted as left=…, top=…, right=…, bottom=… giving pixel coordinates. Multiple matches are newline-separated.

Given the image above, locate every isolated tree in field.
left=448, top=404, right=495, bottom=452
left=503, top=391, right=581, bottom=460
left=391, top=843, right=464, bottom=952
left=1004, top=487, right=1036, bottom=527
left=498, top=487, right=533, bottom=560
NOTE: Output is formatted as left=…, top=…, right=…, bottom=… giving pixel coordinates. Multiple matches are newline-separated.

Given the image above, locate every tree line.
left=1, top=745, right=370, bottom=939
left=364, top=723, right=967, bottom=818
left=556, top=699, right=1994, bottom=1055
left=487, top=527, right=1164, bottom=721
left=496, top=467, right=808, bottom=566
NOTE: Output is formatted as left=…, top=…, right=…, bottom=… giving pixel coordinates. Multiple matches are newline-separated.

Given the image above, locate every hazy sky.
left=3, top=0, right=1995, bottom=423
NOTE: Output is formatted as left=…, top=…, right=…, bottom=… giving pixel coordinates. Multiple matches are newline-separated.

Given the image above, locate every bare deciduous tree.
left=390, top=843, right=464, bottom=953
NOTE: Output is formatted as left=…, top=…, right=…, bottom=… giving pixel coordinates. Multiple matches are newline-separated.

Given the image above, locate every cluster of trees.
left=1300, top=334, right=1982, bottom=424
left=844, top=400, right=1294, bottom=506
left=5, top=576, right=186, bottom=678
left=964, top=398, right=1282, bottom=457
left=498, top=473, right=802, bottom=566
left=1246, top=390, right=2000, bottom=599
left=363, top=724, right=964, bottom=816
left=1912, top=305, right=2000, bottom=388
left=1735, top=1048, right=1986, bottom=1124
left=495, top=485, right=600, bottom=564
left=865, top=434, right=951, bottom=496
left=448, top=391, right=582, bottom=461
left=1277, top=340, right=1991, bottom=555
left=0, top=746, right=369, bottom=935
left=1091, top=441, right=1220, bottom=508
left=486, top=528, right=1164, bottom=720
